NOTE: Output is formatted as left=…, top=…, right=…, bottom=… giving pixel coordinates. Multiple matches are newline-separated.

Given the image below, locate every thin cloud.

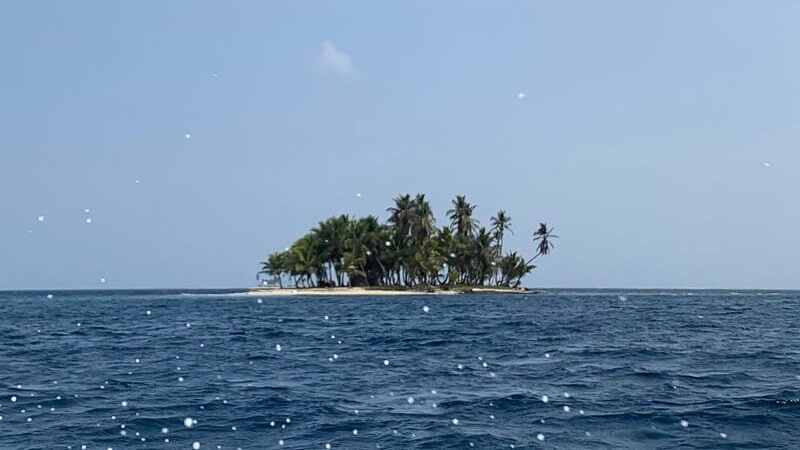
left=318, top=41, right=359, bottom=78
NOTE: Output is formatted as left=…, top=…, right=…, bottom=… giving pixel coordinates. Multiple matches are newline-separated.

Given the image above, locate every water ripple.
left=0, top=289, right=798, bottom=448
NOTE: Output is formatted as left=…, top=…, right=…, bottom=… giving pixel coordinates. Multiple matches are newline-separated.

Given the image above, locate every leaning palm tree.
left=529, top=222, right=558, bottom=262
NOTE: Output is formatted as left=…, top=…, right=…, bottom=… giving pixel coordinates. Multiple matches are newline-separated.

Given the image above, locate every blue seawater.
left=0, top=289, right=799, bottom=449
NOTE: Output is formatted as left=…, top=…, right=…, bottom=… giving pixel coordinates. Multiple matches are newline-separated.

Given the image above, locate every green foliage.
left=260, top=194, right=556, bottom=289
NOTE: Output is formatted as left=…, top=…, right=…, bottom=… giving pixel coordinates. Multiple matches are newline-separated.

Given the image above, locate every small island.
left=254, top=194, right=556, bottom=295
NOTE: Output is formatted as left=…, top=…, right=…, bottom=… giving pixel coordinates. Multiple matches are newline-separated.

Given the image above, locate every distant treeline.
left=259, top=194, right=556, bottom=289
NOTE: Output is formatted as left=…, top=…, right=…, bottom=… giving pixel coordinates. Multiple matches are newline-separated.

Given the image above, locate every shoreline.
left=247, top=287, right=533, bottom=296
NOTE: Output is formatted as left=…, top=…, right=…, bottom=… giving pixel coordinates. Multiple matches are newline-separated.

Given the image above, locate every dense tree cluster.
left=258, top=194, right=556, bottom=289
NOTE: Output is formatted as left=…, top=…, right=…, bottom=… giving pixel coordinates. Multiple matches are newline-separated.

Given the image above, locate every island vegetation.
left=258, top=194, right=556, bottom=291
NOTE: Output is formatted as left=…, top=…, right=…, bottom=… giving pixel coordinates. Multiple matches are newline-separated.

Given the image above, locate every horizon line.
left=1, top=286, right=797, bottom=293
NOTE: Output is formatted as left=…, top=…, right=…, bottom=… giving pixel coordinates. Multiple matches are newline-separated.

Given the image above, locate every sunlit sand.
left=248, top=287, right=531, bottom=296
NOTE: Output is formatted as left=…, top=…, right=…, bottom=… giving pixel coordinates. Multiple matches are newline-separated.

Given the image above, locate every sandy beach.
left=248, top=287, right=530, bottom=296
left=248, top=287, right=458, bottom=296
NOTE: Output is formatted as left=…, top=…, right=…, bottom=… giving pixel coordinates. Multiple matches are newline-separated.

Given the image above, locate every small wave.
left=1, top=288, right=798, bottom=449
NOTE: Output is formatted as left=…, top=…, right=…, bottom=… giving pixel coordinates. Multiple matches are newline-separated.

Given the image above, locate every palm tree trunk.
left=526, top=252, right=541, bottom=265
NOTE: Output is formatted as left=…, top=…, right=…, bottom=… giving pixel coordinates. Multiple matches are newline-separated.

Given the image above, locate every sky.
left=1, top=1, right=799, bottom=290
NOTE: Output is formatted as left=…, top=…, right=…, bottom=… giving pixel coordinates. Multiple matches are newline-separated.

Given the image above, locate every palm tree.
left=470, top=227, right=496, bottom=285
left=489, top=211, right=512, bottom=285
left=287, top=233, right=323, bottom=287
left=258, top=252, right=287, bottom=288
left=412, top=237, right=444, bottom=286
left=344, top=216, right=383, bottom=286
left=530, top=222, right=558, bottom=262
left=387, top=194, right=413, bottom=238
left=498, top=252, right=535, bottom=287
left=490, top=210, right=512, bottom=254
left=411, top=193, right=437, bottom=241
left=447, top=195, right=478, bottom=237
left=261, top=193, right=555, bottom=290
left=314, top=214, right=349, bottom=286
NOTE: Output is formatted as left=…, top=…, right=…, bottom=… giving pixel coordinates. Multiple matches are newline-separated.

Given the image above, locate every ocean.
left=0, top=289, right=798, bottom=449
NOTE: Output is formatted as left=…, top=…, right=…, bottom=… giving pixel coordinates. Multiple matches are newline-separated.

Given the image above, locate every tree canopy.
left=258, top=194, right=556, bottom=290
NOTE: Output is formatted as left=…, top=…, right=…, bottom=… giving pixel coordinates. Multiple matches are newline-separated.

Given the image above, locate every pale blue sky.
left=1, top=1, right=799, bottom=289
